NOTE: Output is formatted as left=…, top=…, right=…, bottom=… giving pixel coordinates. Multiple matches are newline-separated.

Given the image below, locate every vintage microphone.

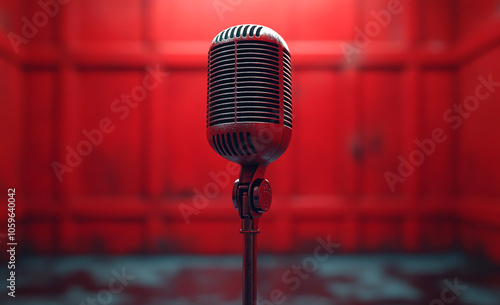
left=206, top=24, right=292, bottom=305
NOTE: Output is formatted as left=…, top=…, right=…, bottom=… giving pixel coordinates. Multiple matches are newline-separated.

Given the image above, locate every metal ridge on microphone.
left=211, top=24, right=289, bottom=52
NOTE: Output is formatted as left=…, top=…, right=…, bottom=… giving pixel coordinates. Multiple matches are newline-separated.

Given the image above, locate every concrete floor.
left=2, top=252, right=500, bottom=305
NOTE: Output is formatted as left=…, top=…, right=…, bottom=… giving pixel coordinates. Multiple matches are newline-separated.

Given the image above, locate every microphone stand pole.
left=232, top=164, right=271, bottom=305
left=242, top=214, right=258, bottom=304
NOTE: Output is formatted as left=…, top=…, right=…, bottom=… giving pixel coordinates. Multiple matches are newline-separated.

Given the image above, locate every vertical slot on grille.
left=220, top=133, right=232, bottom=156
left=246, top=132, right=258, bottom=154
left=255, top=26, right=263, bottom=37
left=216, top=134, right=228, bottom=155
left=212, top=135, right=222, bottom=155
left=233, top=133, right=244, bottom=156
left=239, top=132, right=250, bottom=155
left=226, top=133, right=238, bottom=156
left=242, top=25, right=250, bottom=37
left=248, top=25, right=257, bottom=37
left=236, top=26, right=243, bottom=38
left=230, top=26, right=237, bottom=38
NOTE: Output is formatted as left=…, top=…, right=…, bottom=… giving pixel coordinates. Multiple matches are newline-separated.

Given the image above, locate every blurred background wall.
left=0, top=0, right=499, bottom=261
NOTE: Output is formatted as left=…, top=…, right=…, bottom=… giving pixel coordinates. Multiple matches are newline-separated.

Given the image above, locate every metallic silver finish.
left=211, top=24, right=289, bottom=51
left=206, top=24, right=292, bottom=165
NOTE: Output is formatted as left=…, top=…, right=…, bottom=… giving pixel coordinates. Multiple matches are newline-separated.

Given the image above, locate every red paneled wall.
left=456, top=5, right=500, bottom=260
left=0, top=1, right=22, bottom=192
left=1, top=0, right=499, bottom=261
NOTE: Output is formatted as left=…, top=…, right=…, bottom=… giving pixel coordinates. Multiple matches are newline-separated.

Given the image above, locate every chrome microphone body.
left=207, top=24, right=292, bottom=165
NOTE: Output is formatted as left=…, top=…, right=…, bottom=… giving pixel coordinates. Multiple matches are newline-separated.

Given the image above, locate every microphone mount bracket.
left=232, top=164, right=272, bottom=226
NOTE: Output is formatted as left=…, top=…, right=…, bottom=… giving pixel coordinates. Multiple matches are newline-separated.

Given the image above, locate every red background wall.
left=0, top=0, right=499, bottom=261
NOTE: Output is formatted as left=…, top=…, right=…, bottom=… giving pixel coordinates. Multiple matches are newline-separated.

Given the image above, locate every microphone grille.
left=214, top=24, right=264, bottom=42
left=211, top=132, right=258, bottom=157
left=207, top=25, right=292, bottom=129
